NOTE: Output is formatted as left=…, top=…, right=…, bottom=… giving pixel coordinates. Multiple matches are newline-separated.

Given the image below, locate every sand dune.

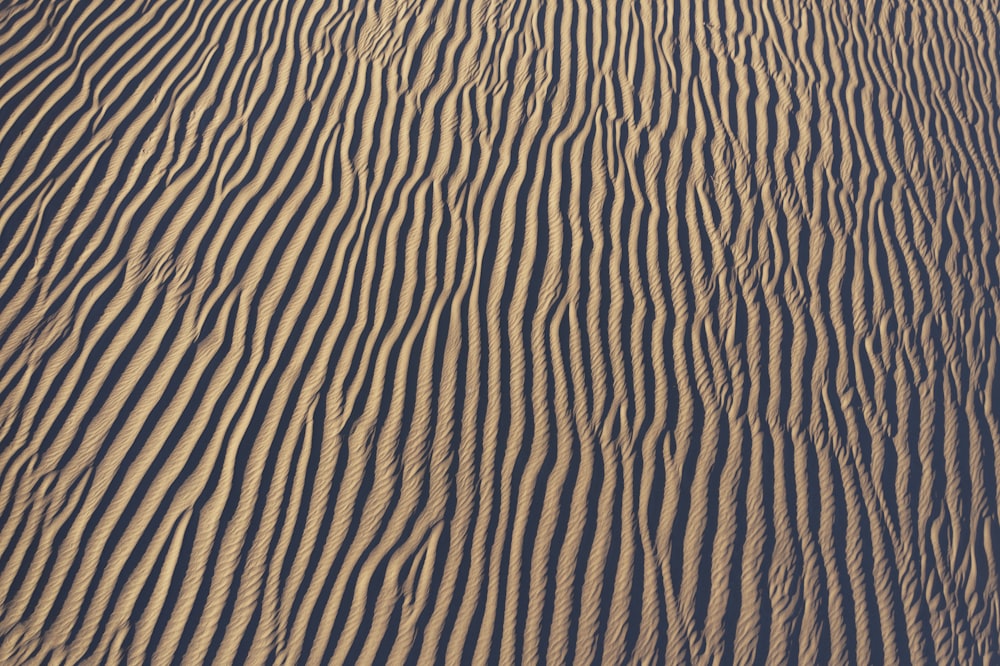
left=0, top=0, right=999, bottom=661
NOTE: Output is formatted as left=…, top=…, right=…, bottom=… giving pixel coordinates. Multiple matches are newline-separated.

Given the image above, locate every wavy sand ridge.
left=1, top=0, right=999, bottom=661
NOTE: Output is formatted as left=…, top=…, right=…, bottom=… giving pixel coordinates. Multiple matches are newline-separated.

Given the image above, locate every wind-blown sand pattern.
left=1, top=0, right=999, bottom=661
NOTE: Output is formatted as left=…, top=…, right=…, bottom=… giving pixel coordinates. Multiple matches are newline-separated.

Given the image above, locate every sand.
left=0, top=0, right=999, bottom=662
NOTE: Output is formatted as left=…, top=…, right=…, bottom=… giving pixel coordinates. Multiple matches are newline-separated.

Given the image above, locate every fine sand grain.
left=1, top=0, right=1000, bottom=662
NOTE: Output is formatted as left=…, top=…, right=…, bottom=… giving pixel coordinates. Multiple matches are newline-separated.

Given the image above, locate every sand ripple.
left=1, top=0, right=999, bottom=661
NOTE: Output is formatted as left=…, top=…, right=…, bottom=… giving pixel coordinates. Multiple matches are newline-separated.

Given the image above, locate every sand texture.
left=1, top=0, right=1000, bottom=662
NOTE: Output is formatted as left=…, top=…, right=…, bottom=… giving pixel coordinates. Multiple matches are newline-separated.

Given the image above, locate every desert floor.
left=1, top=0, right=999, bottom=662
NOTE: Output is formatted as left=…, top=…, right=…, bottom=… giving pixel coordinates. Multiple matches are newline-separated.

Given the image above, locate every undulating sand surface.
left=1, top=0, right=1000, bottom=662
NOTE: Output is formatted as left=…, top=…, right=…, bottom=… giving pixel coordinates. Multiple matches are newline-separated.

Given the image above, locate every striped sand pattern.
left=0, top=0, right=999, bottom=661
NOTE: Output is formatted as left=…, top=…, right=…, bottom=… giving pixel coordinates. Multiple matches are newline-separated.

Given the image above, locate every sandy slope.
left=0, top=0, right=999, bottom=662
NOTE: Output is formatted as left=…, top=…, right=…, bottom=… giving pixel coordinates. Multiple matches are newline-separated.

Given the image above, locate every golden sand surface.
left=1, top=0, right=999, bottom=662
